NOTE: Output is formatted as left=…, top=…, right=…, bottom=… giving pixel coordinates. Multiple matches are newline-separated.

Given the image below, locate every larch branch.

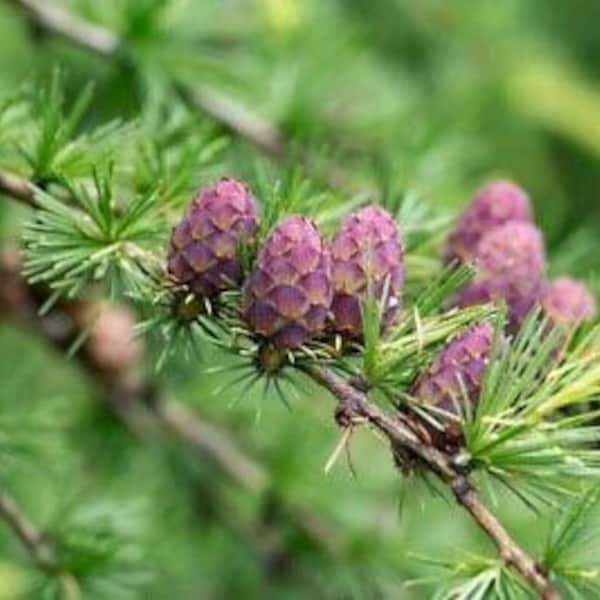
left=0, top=169, right=35, bottom=207
left=306, top=365, right=559, bottom=600
left=7, top=0, right=119, bottom=56
left=0, top=486, right=80, bottom=598
left=0, top=487, right=54, bottom=569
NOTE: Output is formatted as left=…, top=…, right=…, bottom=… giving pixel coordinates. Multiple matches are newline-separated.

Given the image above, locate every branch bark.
left=306, top=365, right=559, bottom=600
left=176, top=84, right=285, bottom=157
left=7, top=0, right=118, bottom=56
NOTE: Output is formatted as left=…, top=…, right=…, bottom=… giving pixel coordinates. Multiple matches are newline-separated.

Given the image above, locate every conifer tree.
left=1, top=1, right=600, bottom=598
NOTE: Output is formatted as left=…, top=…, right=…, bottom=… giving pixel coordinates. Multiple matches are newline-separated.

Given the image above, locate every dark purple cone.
left=243, top=215, right=332, bottom=349
left=452, top=222, right=545, bottom=331
left=167, top=178, right=257, bottom=297
left=330, top=205, right=403, bottom=337
left=445, top=179, right=532, bottom=264
left=540, top=277, right=597, bottom=329
left=410, top=321, right=494, bottom=439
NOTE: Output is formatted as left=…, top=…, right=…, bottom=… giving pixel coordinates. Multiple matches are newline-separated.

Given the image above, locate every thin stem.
left=0, top=487, right=80, bottom=598
left=306, top=365, right=559, bottom=600
left=0, top=487, right=54, bottom=569
left=456, top=487, right=556, bottom=599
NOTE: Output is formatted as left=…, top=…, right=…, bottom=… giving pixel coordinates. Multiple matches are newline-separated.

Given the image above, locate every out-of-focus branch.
left=306, top=365, right=559, bottom=600
left=0, top=167, right=267, bottom=489
left=0, top=242, right=265, bottom=492
left=0, top=487, right=79, bottom=598
left=6, top=0, right=118, bottom=56
left=6, top=0, right=287, bottom=157
left=0, top=487, right=54, bottom=569
left=176, top=84, right=285, bottom=157
left=0, top=169, right=35, bottom=207
left=6, top=0, right=376, bottom=193
left=153, top=398, right=267, bottom=492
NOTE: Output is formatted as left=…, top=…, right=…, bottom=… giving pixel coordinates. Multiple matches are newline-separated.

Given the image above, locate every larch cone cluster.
left=167, top=178, right=404, bottom=349
left=411, top=179, right=596, bottom=438
left=166, top=176, right=597, bottom=441
left=446, top=178, right=596, bottom=333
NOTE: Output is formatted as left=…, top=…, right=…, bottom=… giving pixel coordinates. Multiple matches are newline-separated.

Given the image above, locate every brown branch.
left=7, top=0, right=119, bottom=56
left=0, top=169, right=35, bottom=207
left=0, top=487, right=54, bottom=569
left=6, top=0, right=287, bottom=156
left=0, top=486, right=79, bottom=598
left=176, top=84, right=286, bottom=157
left=1, top=165, right=554, bottom=594
left=306, top=365, right=559, bottom=600
left=153, top=399, right=267, bottom=493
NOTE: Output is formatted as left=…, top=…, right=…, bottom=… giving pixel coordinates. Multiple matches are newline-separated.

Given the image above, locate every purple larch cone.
left=167, top=178, right=257, bottom=298
left=445, top=179, right=532, bottom=264
left=410, top=321, right=494, bottom=439
left=452, top=222, right=545, bottom=332
left=540, top=277, right=597, bottom=329
left=243, top=215, right=332, bottom=349
left=330, top=205, right=403, bottom=338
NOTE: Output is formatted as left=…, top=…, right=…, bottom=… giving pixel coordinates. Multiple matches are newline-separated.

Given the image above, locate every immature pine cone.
left=410, top=321, right=494, bottom=439
left=453, top=222, right=545, bottom=331
left=167, top=178, right=257, bottom=297
left=445, top=179, right=532, bottom=264
left=330, top=205, right=403, bottom=338
left=539, top=277, right=597, bottom=329
left=243, top=215, right=332, bottom=349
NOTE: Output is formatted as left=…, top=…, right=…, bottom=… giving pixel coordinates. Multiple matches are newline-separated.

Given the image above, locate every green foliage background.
left=0, top=1, right=599, bottom=598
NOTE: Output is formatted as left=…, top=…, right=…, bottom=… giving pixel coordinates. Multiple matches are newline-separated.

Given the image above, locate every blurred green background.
left=0, top=1, right=599, bottom=598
